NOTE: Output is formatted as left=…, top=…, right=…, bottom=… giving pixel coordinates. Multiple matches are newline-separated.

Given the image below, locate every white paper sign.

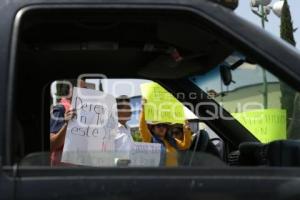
left=61, top=87, right=162, bottom=167
left=61, top=87, right=119, bottom=166
left=130, top=142, right=162, bottom=167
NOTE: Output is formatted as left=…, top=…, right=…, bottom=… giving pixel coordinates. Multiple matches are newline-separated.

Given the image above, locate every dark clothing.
left=50, top=104, right=66, bottom=166
left=50, top=105, right=65, bottom=134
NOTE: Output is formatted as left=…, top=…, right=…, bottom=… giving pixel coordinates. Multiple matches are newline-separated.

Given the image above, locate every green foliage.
left=280, top=0, right=296, bottom=46
left=279, top=0, right=298, bottom=138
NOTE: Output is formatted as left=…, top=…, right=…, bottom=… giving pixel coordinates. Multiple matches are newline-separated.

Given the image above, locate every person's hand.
left=142, top=98, right=147, bottom=104
left=141, top=98, right=147, bottom=109
left=183, top=120, right=191, bottom=132
left=64, top=109, right=76, bottom=123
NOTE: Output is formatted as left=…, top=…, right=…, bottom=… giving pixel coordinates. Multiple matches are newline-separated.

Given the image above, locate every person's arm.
left=175, top=121, right=192, bottom=150
left=139, top=100, right=152, bottom=143
left=50, top=108, right=76, bottom=151
left=50, top=123, right=68, bottom=150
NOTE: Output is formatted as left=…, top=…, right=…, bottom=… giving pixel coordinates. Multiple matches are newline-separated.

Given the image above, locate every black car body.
left=1, top=0, right=300, bottom=200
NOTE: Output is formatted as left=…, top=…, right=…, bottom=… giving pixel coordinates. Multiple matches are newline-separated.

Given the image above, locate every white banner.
left=61, top=87, right=119, bottom=166
left=61, top=87, right=162, bottom=167
left=130, top=142, right=162, bottom=167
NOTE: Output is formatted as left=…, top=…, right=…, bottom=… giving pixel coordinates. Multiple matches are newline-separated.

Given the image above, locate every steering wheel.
left=187, top=130, right=222, bottom=165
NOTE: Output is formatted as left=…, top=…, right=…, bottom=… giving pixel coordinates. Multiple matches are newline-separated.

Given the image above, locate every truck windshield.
left=189, top=52, right=299, bottom=143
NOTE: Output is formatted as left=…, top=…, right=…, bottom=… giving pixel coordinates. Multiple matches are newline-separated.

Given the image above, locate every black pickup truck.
left=1, top=0, right=300, bottom=199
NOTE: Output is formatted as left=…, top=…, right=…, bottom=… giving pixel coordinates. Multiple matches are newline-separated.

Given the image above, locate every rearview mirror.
left=220, top=65, right=233, bottom=86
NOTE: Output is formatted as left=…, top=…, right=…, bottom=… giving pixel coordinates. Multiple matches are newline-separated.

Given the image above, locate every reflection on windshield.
left=190, top=52, right=299, bottom=143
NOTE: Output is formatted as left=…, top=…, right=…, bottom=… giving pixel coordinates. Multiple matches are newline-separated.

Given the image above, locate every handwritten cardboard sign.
left=61, top=87, right=119, bottom=166
left=232, top=109, right=287, bottom=143
left=61, top=87, right=162, bottom=167
left=141, top=82, right=184, bottom=124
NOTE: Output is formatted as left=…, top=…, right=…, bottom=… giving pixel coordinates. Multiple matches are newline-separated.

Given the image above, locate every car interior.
left=7, top=8, right=300, bottom=168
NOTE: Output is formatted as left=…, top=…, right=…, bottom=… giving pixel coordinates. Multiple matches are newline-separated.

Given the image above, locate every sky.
left=235, top=0, right=300, bottom=48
